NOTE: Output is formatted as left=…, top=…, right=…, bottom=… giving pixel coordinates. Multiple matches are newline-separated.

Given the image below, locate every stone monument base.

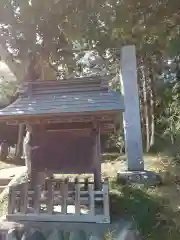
left=117, top=170, right=162, bottom=186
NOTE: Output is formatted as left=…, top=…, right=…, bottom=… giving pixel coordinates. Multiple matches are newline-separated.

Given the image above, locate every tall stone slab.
left=120, top=45, right=144, bottom=171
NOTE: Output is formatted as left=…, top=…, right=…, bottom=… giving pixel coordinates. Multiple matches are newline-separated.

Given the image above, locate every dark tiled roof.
left=0, top=76, right=124, bottom=119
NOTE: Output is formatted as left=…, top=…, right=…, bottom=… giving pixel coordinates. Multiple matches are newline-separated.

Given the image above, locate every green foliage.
left=0, top=0, right=180, bottom=77
left=155, top=60, right=180, bottom=150
left=110, top=183, right=180, bottom=240
left=106, top=130, right=124, bottom=153
left=167, top=38, right=180, bottom=58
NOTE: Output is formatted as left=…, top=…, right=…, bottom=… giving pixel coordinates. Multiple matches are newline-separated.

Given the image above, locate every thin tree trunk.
left=149, top=62, right=156, bottom=147
left=137, top=61, right=146, bottom=147
left=170, top=122, right=175, bottom=145
left=150, top=106, right=155, bottom=147
left=141, top=62, right=150, bottom=152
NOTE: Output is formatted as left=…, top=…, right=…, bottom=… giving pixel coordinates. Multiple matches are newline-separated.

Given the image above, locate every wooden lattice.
left=7, top=178, right=110, bottom=223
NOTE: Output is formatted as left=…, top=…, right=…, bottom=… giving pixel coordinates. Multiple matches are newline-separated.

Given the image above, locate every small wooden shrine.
left=0, top=76, right=124, bottom=224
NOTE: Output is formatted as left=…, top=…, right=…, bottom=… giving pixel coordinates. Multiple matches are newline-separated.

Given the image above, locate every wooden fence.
left=7, top=178, right=110, bottom=224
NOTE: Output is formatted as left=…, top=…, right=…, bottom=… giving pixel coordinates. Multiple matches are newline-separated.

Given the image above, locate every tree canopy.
left=0, top=0, right=180, bottom=152
left=0, top=0, right=179, bottom=79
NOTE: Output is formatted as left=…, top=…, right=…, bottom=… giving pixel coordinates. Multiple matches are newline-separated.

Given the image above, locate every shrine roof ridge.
left=19, top=75, right=114, bottom=96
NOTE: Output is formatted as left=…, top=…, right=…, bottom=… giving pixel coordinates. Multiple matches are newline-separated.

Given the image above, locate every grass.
left=109, top=154, right=180, bottom=240
left=1, top=154, right=180, bottom=239
left=0, top=195, right=8, bottom=217
left=110, top=183, right=180, bottom=240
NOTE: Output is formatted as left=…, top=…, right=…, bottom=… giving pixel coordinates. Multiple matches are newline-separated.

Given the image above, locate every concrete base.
left=117, top=170, right=162, bottom=186
left=0, top=217, right=140, bottom=240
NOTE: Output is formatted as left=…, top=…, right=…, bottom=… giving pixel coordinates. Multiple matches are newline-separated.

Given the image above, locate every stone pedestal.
left=117, top=170, right=162, bottom=186
left=0, top=218, right=140, bottom=240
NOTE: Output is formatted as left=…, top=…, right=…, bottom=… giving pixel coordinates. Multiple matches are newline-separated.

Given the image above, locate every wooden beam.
left=93, top=124, right=101, bottom=190
left=103, top=179, right=110, bottom=220
left=61, top=179, right=68, bottom=214
left=7, top=213, right=110, bottom=223
left=47, top=180, right=54, bottom=214
left=75, top=178, right=80, bottom=215
left=8, top=186, right=16, bottom=214
left=33, top=184, right=41, bottom=213
left=88, top=183, right=95, bottom=216
left=23, top=124, right=32, bottom=176
left=7, top=180, right=110, bottom=224
left=20, top=183, right=28, bottom=214
left=46, top=126, right=115, bottom=134
left=4, top=110, right=120, bottom=125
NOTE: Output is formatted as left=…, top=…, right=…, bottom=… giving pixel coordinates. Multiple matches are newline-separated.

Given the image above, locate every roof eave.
left=0, top=109, right=123, bottom=125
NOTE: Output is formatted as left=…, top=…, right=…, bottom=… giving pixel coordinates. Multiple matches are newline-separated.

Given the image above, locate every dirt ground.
left=0, top=154, right=164, bottom=181
left=1, top=153, right=180, bottom=240
left=102, top=154, right=163, bottom=178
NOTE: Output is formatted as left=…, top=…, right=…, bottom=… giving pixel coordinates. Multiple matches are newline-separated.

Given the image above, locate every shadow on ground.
left=101, top=153, right=124, bottom=163
left=1, top=157, right=25, bottom=167
left=110, top=183, right=180, bottom=240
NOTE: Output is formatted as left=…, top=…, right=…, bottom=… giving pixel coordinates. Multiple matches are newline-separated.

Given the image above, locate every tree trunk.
left=0, top=141, right=9, bottom=161
left=15, top=124, right=25, bottom=160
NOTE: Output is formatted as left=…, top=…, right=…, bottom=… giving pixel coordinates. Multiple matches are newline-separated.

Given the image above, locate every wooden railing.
left=7, top=178, right=110, bottom=223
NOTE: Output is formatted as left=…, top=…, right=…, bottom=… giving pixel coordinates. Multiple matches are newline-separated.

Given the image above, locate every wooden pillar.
left=93, top=125, right=101, bottom=189
left=15, top=123, right=25, bottom=159
left=23, top=124, right=32, bottom=176
left=23, top=124, right=41, bottom=189
left=120, top=45, right=144, bottom=171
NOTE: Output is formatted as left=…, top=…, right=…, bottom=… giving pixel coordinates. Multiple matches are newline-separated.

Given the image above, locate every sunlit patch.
left=12, top=110, right=24, bottom=114
left=27, top=107, right=34, bottom=111
left=60, top=105, right=67, bottom=108
left=88, top=99, right=94, bottom=103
